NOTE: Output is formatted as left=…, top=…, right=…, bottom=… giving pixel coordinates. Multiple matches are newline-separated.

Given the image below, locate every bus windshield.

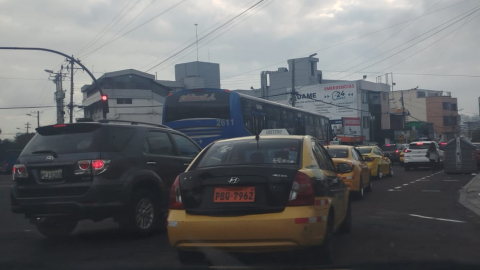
left=164, top=90, right=231, bottom=122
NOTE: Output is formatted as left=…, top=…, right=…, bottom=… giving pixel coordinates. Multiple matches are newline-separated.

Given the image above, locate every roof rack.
left=97, top=119, right=170, bottom=129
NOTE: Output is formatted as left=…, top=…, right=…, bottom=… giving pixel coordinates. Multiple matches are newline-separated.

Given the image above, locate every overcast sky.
left=1, top=0, right=479, bottom=139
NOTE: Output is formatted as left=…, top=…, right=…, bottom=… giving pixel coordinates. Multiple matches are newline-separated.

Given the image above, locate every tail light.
left=12, top=164, right=28, bottom=180
left=169, top=176, right=184, bottom=210
left=395, top=150, right=399, bottom=154
left=287, top=171, right=314, bottom=206
left=405, top=149, right=412, bottom=153
left=74, top=160, right=110, bottom=175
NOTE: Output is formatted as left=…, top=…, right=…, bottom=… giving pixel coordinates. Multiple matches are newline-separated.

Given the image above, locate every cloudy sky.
left=1, top=0, right=479, bottom=139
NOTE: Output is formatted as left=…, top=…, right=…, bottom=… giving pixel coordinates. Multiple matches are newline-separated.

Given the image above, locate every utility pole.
left=37, top=111, right=40, bottom=127
left=291, top=60, right=296, bottom=107
left=25, top=122, right=30, bottom=134
left=400, top=91, right=405, bottom=129
left=50, top=69, right=65, bottom=125
left=69, top=56, right=74, bottom=123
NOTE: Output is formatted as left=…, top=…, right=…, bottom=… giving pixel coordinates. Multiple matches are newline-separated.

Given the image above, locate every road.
left=1, top=165, right=480, bottom=269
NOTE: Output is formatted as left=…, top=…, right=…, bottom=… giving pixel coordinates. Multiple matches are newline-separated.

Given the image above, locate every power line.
left=336, top=7, right=480, bottom=80
left=219, top=0, right=474, bottom=82
left=80, top=0, right=187, bottom=59
left=144, top=0, right=266, bottom=73
left=0, top=105, right=57, bottom=110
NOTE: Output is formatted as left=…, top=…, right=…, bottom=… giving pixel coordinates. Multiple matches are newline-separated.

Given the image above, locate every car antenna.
left=255, top=120, right=260, bottom=150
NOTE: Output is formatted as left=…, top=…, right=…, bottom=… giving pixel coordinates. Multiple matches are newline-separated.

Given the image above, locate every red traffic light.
left=101, top=95, right=108, bottom=101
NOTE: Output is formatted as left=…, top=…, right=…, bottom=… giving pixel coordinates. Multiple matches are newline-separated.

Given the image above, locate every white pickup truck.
left=404, top=141, right=444, bottom=171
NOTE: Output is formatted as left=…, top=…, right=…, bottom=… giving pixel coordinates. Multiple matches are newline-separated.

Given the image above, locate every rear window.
left=197, top=139, right=301, bottom=168
left=409, top=143, right=432, bottom=149
left=327, top=148, right=349, bottom=158
left=22, top=124, right=135, bottom=156
left=358, top=148, right=372, bottom=154
left=381, top=145, right=397, bottom=151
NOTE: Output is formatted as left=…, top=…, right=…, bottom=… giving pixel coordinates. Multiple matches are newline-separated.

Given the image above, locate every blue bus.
left=163, top=88, right=331, bottom=148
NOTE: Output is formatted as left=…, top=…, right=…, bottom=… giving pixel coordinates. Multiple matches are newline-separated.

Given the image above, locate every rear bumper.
left=404, top=160, right=437, bottom=167
left=339, top=173, right=360, bottom=192
left=10, top=179, right=128, bottom=220
left=167, top=205, right=330, bottom=253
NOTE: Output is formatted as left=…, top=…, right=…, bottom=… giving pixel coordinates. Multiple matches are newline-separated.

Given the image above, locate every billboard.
left=289, top=82, right=358, bottom=119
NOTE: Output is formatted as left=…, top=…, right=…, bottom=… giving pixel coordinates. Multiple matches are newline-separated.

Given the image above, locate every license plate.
left=40, top=169, right=62, bottom=180
left=214, top=187, right=255, bottom=203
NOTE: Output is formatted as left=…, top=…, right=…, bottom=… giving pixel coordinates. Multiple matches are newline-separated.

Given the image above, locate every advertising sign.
left=289, top=82, right=358, bottom=119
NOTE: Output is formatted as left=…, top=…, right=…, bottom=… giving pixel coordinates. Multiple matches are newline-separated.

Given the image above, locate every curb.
left=459, top=174, right=480, bottom=216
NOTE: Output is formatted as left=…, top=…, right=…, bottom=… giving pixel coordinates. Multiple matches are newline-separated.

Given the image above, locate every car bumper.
left=339, top=173, right=360, bottom=192
left=10, top=180, right=127, bottom=219
left=168, top=204, right=330, bottom=253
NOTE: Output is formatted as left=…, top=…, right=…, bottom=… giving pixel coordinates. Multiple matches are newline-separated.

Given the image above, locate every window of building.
left=442, top=102, right=450, bottom=110
left=443, top=116, right=457, bottom=126
left=362, top=91, right=368, bottom=104
left=383, top=93, right=387, bottom=101
left=451, top=103, right=457, bottom=111
left=369, top=93, right=380, bottom=104
left=417, top=91, right=425, bottom=98
left=363, top=116, right=370, bottom=128
left=117, top=98, right=132, bottom=104
left=310, top=61, right=315, bottom=76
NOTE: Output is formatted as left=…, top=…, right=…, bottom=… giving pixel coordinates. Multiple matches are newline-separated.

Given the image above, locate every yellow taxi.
left=357, top=146, right=393, bottom=179
left=167, top=132, right=351, bottom=264
left=327, top=145, right=372, bottom=199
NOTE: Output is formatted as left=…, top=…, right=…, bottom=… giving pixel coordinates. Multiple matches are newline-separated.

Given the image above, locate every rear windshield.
left=327, top=148, right=349, bottom=158
left=164, top=90, right=231, bottom=122
left=381, top=145, right=397, bottom=151
left=22, top=124, right=135, bottom=156
left=197, top=139, right=301, bottom=168
left=358, top=148, right=372, bottom=154
left=409, top=143, right=432, bottom=149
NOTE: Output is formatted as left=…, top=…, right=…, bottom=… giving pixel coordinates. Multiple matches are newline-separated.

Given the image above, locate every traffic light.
left=101, top=94, right=109, bottom=115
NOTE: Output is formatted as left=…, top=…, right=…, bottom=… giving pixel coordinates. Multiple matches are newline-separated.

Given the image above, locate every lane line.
left=422, top=190, right=441, bottom=192
left=388, top=189, right=401, bottom=192
left=418, top=180, right=430, bottom=181
left=409, top=214, right=465, bottom=223
left=410, top=181, right=416, bottom=183
left=394, top=186, right=402, bottom=189
left=403, top=184, right=409, bottom=186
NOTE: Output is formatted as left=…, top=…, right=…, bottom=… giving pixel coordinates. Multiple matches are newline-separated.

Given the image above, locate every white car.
left=404, top=141, right=444, bottom=171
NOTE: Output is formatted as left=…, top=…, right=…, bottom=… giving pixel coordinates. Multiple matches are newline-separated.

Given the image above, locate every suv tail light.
left=405, top=149, right=412, bottom=153
left=13, top=164, right=28, bottom=180
left=287, top=171, right=314, bottom=206
left=169, top=176, right=184, bottom=210
left=395, top=150, right=399, bottom=154
left=74, top=160, right=110, bottom=175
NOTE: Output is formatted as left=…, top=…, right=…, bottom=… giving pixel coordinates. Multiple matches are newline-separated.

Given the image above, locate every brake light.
left=54, top=124, right=66, bottom=128
left=12, top=164, right=28, bottom=180
left=441, top=142, right=447, bottom=145
left=416, top=142, right=424, bottom=145
left=395, top=150, right=399, bottom=153
left=287, top=171, right=314, bottom=206
left=92, top=159, right=110, bottom=175
left=405, top=149, right=412, bottom=153
left=387, top=144, right=391, bottom=146
left=224, top=89, right=230, bottom=93
left=169, top=176, right=184, bottom=210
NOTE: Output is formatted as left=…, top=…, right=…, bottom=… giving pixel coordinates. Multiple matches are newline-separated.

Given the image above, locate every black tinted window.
left=164, top=91, right=230, bottom=122
left=171, top=133, right=200, bottom=158
left=197, top=139, right=301, bottom=168
left=358, top=148, right=372, bottom=154
left=143, top=131, right=174, bottom=156
left=327, top=148, right=349, bottom=158
left=103, top=127, right=135, bottom=152
left=381, top=145, right=397, bottom=151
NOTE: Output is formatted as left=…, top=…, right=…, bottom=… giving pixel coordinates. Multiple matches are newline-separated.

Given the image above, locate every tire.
left=178, top=250, right=205, bottom=265
left=121, top=189, right=160, bottom=236
left=365, top=177, right=373, bottom=192
left=36, top=218, right=77, bottom=238
left=355, top=178, right=364, bottom=200
left=377, top=166, right=383, bottom=179
left=339, top=201, right=352, bottom=234
left=387, top=164, right=393, bottom=177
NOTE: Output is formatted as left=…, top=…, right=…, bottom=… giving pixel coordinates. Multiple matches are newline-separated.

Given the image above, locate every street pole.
left=70, top=56, right=74, bottom=123
left=37, top=111, right=40, bottom=127
left=25, top=122, right=30, bottom=133
left=54, top=71, right=65, bottom=124
left=401, top=91, right=405, bottom=129
left=291, top=60, right=296, bottom=107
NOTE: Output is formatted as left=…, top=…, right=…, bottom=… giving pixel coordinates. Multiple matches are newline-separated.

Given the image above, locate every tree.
left=472, top=127, right=480, bottom=142
left=14, top=133, right=35, bottom=148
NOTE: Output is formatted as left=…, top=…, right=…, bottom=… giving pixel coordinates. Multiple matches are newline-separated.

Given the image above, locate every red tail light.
left=169, top=176, right=184, bottom=210
left=386, top=144, right=391, bottom=146
left=416, top=142, right=424, bottom=145
left=74, top=160, right=91, bottom=175
left=12, top=164, right=28, bottom=180
left=395, top=150, right=399, bottom=153
left=287, top=171, right=314, bottom=206
left=405, top=149, right=412, bottom=153
left=92, top=160, right=104, bottom=170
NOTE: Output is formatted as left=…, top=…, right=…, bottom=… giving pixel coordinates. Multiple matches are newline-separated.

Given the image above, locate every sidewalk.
left=459, top=173, right=480, bottom=216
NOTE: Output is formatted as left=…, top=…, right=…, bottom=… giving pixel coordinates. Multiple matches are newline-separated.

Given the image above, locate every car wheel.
left=121, top=189, right=159, bottom=236
left=36, top=218, right=77, bottom=238
left=355, top=178, right=364, bottom=200
left=178, top=250, right=205, bottom=265
left=377, top=166, right=383, bottom=179
left=388, top=164, right=393, bottom=177
left=339, top=201, right=352, bottom=234
left=365, top=178, right=373, bottom=192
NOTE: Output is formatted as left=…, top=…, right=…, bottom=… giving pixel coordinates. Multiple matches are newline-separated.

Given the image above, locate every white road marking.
left=409, top=214, right=465, bottom=223
left=444, top=180, right=459, bottom=182
left=388, top=189, right=401, bottom=192
left=410, top=181, right=416, bottom=183
left=422, top=190, right=441, bottom=192
left=394, top=186, right=402, bottom=189
left=403, top=184, right=409, bottom=186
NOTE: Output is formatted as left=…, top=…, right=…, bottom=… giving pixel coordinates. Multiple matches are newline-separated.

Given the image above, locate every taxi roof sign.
left=259, top=129, right=289, bottom=136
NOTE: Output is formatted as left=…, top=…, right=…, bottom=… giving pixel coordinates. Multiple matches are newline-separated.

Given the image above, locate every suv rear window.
left=358, top=148, right=372, bottom=154
left=22, top=124, right=135, bottom=156
left=327, top=148, right=349, bottom=158
left=197, top=139, right=301, bottom=168
left=380, top=145, right=397, bottom=151
left=409, top=142, right=432, bottom=149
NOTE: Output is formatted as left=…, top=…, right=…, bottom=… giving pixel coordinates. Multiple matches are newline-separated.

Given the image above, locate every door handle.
left=147, top=162, right=156, bottom=165
left=183, top=163, right=190, bottom=166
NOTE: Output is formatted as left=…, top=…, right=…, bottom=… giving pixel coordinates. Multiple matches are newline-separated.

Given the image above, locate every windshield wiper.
left=31, top=150, right=58, bottom=157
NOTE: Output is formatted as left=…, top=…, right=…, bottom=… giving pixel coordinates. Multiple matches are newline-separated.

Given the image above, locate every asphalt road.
left=1, top=165, right=480, bottom=269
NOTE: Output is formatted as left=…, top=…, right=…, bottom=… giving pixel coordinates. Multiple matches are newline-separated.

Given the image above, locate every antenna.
left=195, top=23, right=199, bottom=61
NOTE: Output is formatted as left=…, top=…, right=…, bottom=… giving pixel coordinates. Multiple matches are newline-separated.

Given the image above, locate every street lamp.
left=44, top=69, right=54, bottom=73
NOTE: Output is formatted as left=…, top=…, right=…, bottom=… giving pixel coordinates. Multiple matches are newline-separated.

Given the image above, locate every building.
left=81, top=61, right=221, bottom=123
left=235, top=57, right=391, bottom=144
left=389, top=89, right=459, bottom=141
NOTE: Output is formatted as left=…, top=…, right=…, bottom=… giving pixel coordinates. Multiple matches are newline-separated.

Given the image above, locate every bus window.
left=266, top=107, right=274, bottom=129
left=164, top=90, right=230, bottom=122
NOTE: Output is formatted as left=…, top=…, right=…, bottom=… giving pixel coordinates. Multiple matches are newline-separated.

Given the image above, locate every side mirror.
left=337, top=163, right=353, bottom=173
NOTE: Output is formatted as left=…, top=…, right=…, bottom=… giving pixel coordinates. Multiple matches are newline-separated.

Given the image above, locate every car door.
left=353, top=148, right=370, bottom=186
left=170, top=132, right=201, bottom=169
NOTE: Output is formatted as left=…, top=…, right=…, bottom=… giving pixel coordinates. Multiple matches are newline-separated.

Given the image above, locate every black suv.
left=10, top=121, right=201, bottom=237
left=380, top=144, right=402, bottom=164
